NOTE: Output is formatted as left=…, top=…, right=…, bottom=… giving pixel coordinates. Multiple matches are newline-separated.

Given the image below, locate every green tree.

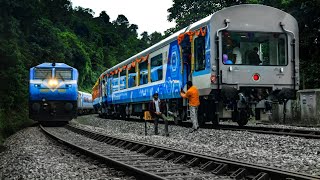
left=149, top=32, right=164, bottom=46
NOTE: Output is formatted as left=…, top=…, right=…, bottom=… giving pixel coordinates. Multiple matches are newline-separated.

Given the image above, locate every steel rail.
left=97, top=116, right=320, bottom=139
left=64, top=124, right=320, bottom=180
left=40, top=125, right=166, bottom=180
left=215, top=124, right=320, bottom=139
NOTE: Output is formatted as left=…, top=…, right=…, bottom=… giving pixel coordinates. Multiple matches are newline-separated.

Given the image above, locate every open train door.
left=177, top=31, right=194, bottom=123
left=178, top=32, right=193, bottom=86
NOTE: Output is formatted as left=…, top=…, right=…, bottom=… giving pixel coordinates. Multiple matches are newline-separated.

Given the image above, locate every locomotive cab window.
left=139, top=61, right=148, bottom=85
left=194, top=36, right=206, bottom=71
left=150, top=53, right=163, bottom=82
left=34, top=68, right=51, bottom=79
left=222, top=31, right=287, bottom=66
left=55, top=69, right=72, bottom=80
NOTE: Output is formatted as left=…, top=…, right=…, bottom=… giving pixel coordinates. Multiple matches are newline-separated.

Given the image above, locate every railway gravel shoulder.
left=72, top=115, right=320, bottom=176
left=0, top=127, right=134, bottom=179
left=41, top=125, right=320, bottom=179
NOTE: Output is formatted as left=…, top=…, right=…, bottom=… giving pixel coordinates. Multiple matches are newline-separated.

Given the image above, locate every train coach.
left=29, top=63, right=78, bottom=123
left=94, top=4, right=299, bottom=126
left=78, top=91, right=94, bottom=115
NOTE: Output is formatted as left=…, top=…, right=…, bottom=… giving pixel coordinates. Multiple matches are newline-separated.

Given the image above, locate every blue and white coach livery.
left=78, top=91, right=94, bottom=115
left=29, top=63, right=78, bottom=122
left=95, top=4, right=299, bottom=126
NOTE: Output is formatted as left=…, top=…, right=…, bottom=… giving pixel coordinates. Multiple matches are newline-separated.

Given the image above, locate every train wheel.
left=237, top=109, right=249, bottom=126
left=179, top=108, right=187, bottom=122
left=211, top=115, right=219, bottom=126
left=198, top=114, right=205, bottom=127
left=207, top=101, right=218, bottom=126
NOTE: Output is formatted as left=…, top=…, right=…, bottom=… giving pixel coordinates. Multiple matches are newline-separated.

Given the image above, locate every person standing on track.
left=149, top=93, right=169, bottom=137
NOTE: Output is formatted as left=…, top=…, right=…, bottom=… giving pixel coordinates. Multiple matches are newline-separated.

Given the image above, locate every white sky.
left=70, top=0, right=176, bottom=35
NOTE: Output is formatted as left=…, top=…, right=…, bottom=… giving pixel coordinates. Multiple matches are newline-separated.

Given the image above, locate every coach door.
left=178, top=32, right=193, bottom=84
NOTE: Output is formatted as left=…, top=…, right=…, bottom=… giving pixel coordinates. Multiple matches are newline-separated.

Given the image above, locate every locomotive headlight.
left=48, top=79, right=58, bottom=87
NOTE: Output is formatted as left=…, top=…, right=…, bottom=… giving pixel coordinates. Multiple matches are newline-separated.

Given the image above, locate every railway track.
left=97, top=115, right=320, bottom=139
left=214, top=124, right=320, bottom=139
left=40, top=124, right=319, bottom=180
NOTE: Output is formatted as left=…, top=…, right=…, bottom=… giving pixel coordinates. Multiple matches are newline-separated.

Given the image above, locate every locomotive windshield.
left=222, top=31, right=287, bottom=66
left=55, top=69, right=72, bottom=80
left=34, top=68, right=51, bottom=79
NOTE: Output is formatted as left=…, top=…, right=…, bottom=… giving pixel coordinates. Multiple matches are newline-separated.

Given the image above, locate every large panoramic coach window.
left=139, top=61, right=148, bottom=85
left=34, top=69, right=51, bottom=79
left=55, top=69, right=72, bottom=80
left=128, top=66, right=136, bottom=88
left=112, top=74, right=119, bottom=92
left=120, top=70, right=126, bottom=90
left=194, top=36, right=206, bottom=71
left=222, top=31, right=287, bottom=66
left=150, top=54, right=163, bottom=82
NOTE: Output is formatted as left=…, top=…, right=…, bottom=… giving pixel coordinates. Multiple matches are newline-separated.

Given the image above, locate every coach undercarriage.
left=99, top=84, right=294, bottom=127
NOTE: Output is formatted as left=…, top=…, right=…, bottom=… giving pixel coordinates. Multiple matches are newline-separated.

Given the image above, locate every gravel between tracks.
left=219, top=120, right=320, bottom=131
left=0, top=127, right=134, bottom=179
left=73, top=115, right=320, bottom=176
left=46, top=127, right=226, bottom=180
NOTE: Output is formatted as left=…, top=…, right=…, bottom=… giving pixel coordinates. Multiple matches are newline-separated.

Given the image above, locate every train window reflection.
left=150, top=54, right=163, bottom=82
left=222, top=31, right=287, bottom=66
left=128, top=66, right=136, bottom=88
left=139, top=61, right=148, bottom=85
left=55, top=69, right=72, bottom=80
left=112, top=75, right=119, bottom=92
left=34, top=69, right=51, bottom=79
left=194, top=36, right=206, bottom=71
left=120, top=70, right=126, bottom=90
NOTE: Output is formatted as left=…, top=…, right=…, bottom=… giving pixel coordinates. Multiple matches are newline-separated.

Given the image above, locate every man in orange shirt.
left=180, top=81, right=200, bottom=133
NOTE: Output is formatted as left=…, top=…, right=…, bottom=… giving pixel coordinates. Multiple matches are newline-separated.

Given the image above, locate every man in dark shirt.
left=149, top=93, right=169, bottom=136
left=248, top=47, right=261, bottom=65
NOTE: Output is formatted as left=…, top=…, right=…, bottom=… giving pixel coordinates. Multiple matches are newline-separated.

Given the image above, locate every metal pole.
left=145, top=118, right=147, bottom=136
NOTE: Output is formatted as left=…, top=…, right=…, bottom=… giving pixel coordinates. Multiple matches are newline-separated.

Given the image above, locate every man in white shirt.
left=233, top=45, right=242, bottom=64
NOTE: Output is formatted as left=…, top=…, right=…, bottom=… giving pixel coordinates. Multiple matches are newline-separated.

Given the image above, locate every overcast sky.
left=70, top=0, right=176, bottom=35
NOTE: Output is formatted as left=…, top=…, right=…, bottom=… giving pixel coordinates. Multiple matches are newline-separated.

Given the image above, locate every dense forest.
left=0, top=0, right=319, bottom=143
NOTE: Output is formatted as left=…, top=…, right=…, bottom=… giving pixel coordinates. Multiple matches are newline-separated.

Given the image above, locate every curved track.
left=41, top=124, right=319, bottom=180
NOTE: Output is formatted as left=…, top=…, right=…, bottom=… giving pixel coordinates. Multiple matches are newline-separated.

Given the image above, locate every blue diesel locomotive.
left=29, top=63, right=78, bottom=122
left=94, top=4, right=299, bottom=126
